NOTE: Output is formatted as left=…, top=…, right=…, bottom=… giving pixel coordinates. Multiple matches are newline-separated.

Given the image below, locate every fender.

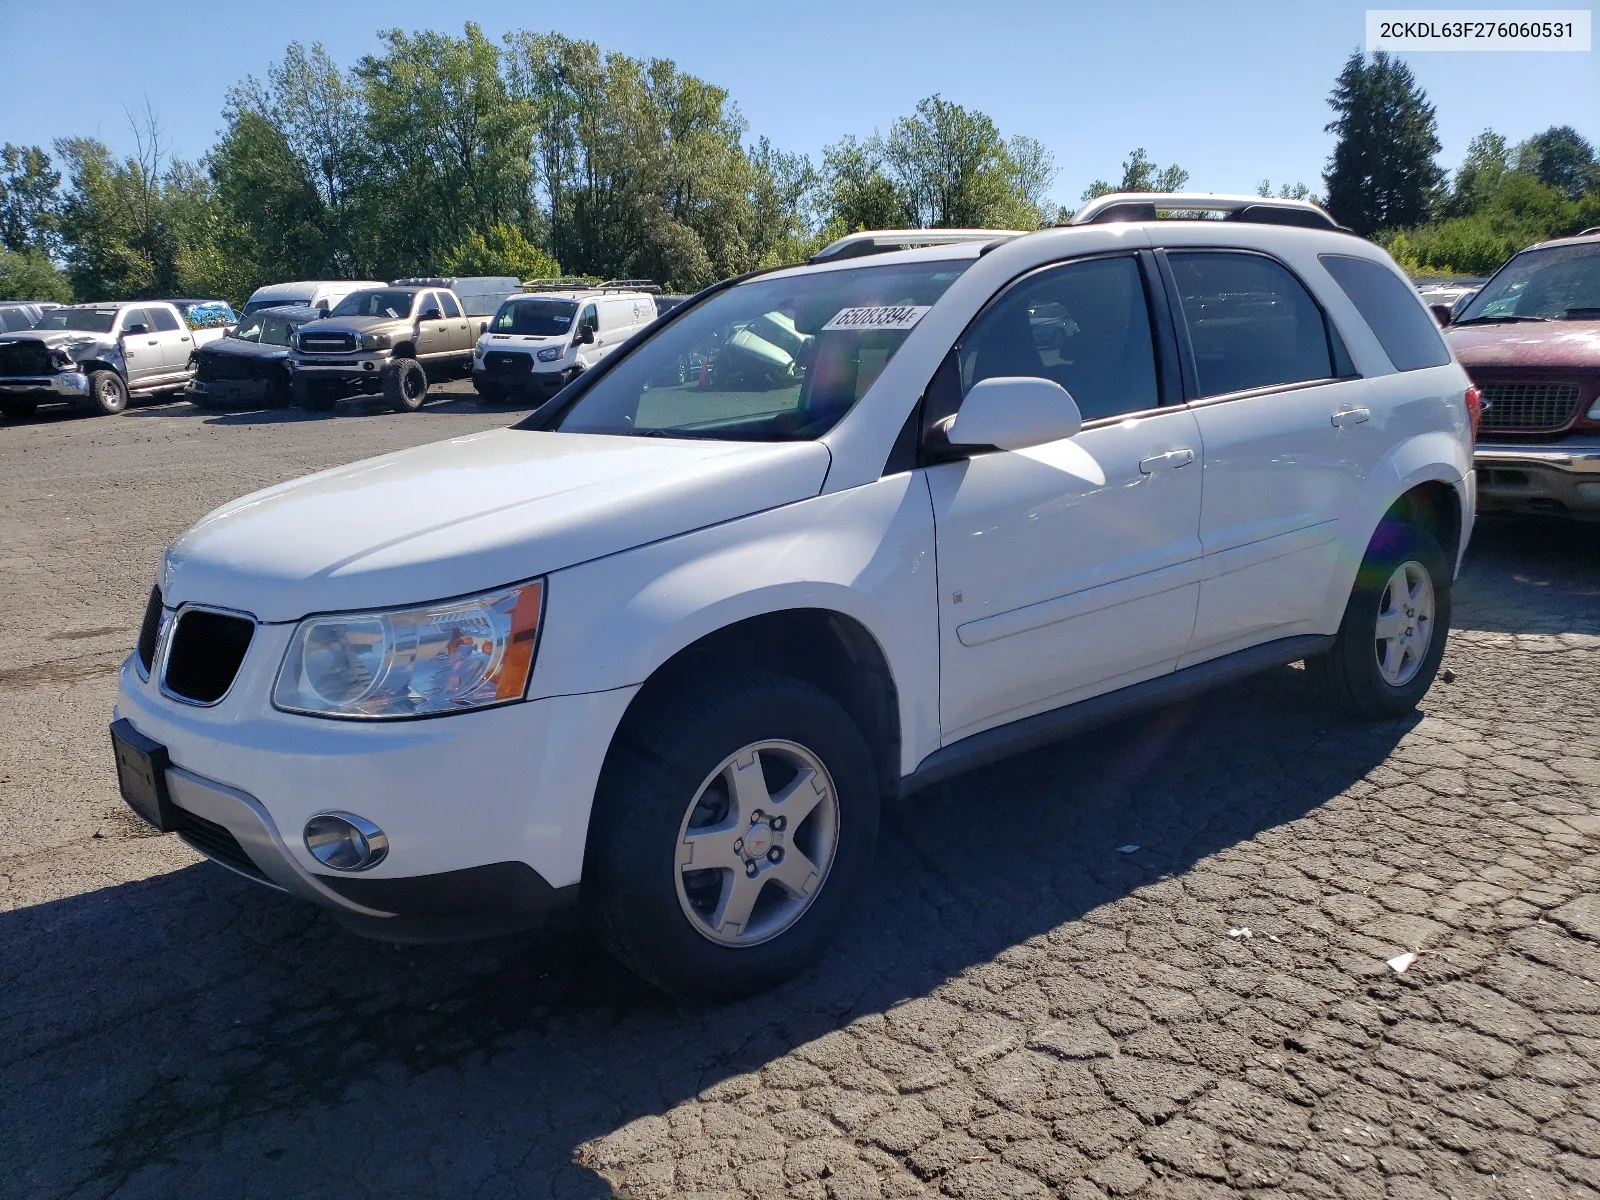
left=1318, top=426, right=1471, bottom=630
left=530, top=473, right=942, bottom=775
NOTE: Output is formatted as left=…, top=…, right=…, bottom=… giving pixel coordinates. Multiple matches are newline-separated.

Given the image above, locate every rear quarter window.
left=1320, top=254, right=1450, bottom=372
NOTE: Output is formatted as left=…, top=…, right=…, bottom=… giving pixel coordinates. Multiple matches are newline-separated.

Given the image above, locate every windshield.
left=1458, top=243, right=1600, bottom=322
left=546, top=260, right=970, bottom=441
left=231, top=312, right=299, bottom=346
left=331, top=290, right=416, bottom=319
left=491, top=297, right=576, bottom=336
left=34, top=309, right=117, bottom=334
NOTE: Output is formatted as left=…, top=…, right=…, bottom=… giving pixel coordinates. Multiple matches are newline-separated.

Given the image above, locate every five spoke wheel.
left=675, top=740, right=839, bottom=946
left=1373, top=559, right=1434, bottom=687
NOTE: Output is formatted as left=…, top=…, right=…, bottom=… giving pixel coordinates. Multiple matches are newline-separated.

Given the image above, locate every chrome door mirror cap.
left=947, top=376, right=1084, bottom=452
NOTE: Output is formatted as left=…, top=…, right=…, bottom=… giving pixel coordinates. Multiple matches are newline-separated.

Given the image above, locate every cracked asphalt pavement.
left=2, top=390, right=1598, bottom=1199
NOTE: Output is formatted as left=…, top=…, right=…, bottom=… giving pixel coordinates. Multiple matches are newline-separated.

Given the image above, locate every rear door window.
left=1319, top=254, right=1450, bottom=371
left=150, top=307, right=181, bottom=332
left=1167, top=252, right=1336, bottom=397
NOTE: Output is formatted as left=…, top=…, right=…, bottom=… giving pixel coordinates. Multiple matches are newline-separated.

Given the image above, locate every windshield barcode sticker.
left=822, top=305, right=931, bottom=332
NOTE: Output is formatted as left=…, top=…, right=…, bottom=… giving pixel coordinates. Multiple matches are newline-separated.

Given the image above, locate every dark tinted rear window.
left=1320, top=254, right=1450, bottom=372
left=151, top=307, right=180, bottom=332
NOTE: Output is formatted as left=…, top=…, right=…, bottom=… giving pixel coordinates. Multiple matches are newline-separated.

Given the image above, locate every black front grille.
left=0, top=339, right=53, bottom=375
left=197, top=353, right=268, bottom=382
left=1480, top=382, right=1582, bottom=431
left=136, top=587, right=163, bottom=672
left=488, top=351, right=532, bottom=374
left=163, top=609, right=254, bottom=703
left=172, top=807, right=271, bottom=884
left=299, top=332, right=358, bottom=354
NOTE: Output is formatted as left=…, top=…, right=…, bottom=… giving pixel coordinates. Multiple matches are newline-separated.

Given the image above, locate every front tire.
left=1308, top=520, right=1451, bottom=719
left=82, top=370, right=128, bottom=416
left=383, top=358, right=428, bottom=412
left=584, top=671, right=880, bottom=1002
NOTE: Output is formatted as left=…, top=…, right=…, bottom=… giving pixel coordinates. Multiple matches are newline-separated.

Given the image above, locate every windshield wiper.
left=1454, top=315, right=1550, bottom=325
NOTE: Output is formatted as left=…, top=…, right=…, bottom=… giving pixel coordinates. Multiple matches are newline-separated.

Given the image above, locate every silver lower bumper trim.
left=165, top=767, right=394, bottom=919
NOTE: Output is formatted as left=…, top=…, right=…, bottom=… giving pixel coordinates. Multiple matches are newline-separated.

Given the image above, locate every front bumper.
left=291, top=354, right=390, bottom=392
left=190, top=377, right=277, bottom=404
left=114, top=648, right=638, bottom=940
left=0, top=371, right=90, bottom=398
left=472, top=363, right=568, bottom=397
left=1475, top=436, right=1600, bottom=517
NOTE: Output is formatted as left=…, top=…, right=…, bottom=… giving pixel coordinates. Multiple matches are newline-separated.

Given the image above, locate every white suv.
left=112, top=196, right=1477, bottom=999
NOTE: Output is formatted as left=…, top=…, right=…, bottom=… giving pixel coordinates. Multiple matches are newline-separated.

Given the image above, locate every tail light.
left=1464, top=385, right=1483, bottom=442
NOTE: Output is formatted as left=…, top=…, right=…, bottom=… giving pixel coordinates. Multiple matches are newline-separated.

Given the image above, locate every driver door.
left=925, top=254, right=1205, bottom=743
left=118, top=308, right=161, bottom=385
left=415, top=292, right=449, bottom=359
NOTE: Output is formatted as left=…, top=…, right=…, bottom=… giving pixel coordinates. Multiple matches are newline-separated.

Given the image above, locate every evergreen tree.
left=1323, top=50, right=1443, bottom=235
left=1513, top=126, right=1598, bottom=200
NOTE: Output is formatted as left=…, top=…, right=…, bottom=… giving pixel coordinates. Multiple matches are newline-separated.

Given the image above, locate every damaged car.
left=0, top=301, right=195, bottom=419
left=189, top=305, right=318, bottom=409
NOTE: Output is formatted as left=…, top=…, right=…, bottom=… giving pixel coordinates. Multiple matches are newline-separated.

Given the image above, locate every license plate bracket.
left=110, top=718, right=178, bottom=832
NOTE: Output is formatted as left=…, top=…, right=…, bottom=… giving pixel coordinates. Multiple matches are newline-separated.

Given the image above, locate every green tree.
left=1323, top=50, right=1444, bottom=235
left=885, top=96, right=1054, bottom=228
left=816, top=135, right=906, bottom=236
left=1513, top=125, right=1598, bottom=200
left=1082, top=147, right=1189, bottom=202
left=1444, top=129, right=1510, bottom=217
left=0, top=250, right=72, bottom=302
left=444, top=223, right=560, bottom=278
left=0, top=144, right=62, bottom=256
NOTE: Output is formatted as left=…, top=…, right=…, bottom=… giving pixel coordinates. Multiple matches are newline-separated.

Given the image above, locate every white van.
left=472, top=287, right=658, bottom=402
left=239, top=281, right=387, bottom=319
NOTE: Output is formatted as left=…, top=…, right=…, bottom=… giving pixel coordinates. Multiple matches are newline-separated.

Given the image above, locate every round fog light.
left=363, top=361, right=375, bottom=371
left=304, top=812, right=388, bottom=871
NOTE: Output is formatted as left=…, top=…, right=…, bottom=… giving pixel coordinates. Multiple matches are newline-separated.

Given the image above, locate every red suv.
left=1444, top=230, right=1600, bottom=518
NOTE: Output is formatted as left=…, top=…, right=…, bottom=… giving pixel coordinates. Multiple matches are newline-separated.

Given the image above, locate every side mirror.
left=1429, top=303, right=1454, bottom=328
left=420, top=307, right=442, bottom=322
left=578, top=326, right=595, bottom=345
left=123, top=323, right=149, bottom=337
left=946, top=376, right=1084, bottom=452
left=316, top=300, right=330, bottom=312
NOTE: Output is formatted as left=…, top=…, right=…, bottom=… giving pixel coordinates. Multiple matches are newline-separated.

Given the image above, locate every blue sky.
left=2, top=0, right=1595, bottom=211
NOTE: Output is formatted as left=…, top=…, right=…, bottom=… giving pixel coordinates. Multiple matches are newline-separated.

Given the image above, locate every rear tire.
left=1307, top=520, right=1451, bottom=719
left=292, top=376, right=338, bottom=412
left=584, top=670, right=880, bottom=1002
left=383, top=358, right=428, bottom=412
left=82, top=370, right=127, bottom=416
left=1, top=401, right=37, bottom=420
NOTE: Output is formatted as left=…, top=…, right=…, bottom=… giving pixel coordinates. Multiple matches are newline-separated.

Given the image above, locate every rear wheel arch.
left=607, top=608, right=902, bottom=799
left=1384, top=479, right=1462, bottom=571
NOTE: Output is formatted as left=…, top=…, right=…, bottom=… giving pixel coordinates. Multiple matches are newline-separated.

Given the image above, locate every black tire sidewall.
left=586, top=672, right=880, bottom=1001
left=384, top=358, right=427, bottom=412
left=1332, top=520, right=1452, bottom=715
left=85, top=371, right=127, bottom=415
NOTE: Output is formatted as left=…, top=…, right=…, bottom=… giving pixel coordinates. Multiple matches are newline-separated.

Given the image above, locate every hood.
left=1447, top=320, right=1600, bottom=373
left=298, top=314, right=401, bottom=335
left=0, top=329, right=115, bottom=354
left=199, top=337, right=290, bottom=361
left=161, top=430, right=832, bottom=622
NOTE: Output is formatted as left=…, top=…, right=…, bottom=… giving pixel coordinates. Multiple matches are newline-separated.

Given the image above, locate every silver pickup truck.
left=0, top=301, right=196, bottom=418
left=288, top=285, right=479, bottom=412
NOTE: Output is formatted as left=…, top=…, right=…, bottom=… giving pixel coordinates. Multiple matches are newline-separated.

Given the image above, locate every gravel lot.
left=1, top=390, right=1597, bottom=1200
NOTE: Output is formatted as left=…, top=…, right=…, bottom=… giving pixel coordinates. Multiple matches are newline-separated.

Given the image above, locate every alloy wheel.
left=1374, top=560, right=1435, bottom=687
left=673, top=739, right=840, bottom=947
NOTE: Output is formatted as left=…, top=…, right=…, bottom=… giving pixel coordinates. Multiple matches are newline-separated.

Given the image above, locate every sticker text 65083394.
left=821, top=305, right=932, bottom=332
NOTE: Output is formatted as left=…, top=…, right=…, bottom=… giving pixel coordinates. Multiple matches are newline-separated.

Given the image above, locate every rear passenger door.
left=149, top=306, right=194, bottom=371
left=1159, top=249, right=1377, bottom=662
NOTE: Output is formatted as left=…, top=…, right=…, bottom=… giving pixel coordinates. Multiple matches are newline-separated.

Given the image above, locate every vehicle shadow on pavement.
left=0, top=663, right=1415, bottom=1198
left=1454, top=514, right=1600, bottom=635
left=189, top=396, right=534, bottom=425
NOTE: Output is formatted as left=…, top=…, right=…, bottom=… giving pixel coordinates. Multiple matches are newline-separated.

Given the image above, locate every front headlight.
left=537, top=346, right=563, bottom=362
left=273, top=580, right=544, bottom=719
left=361, top=331, right=392, bottom=351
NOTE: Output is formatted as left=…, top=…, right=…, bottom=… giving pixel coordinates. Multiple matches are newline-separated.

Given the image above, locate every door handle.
left=180, top=335, right=190, bottom=342
left=147, top=339, right=159, bottom=345
left=1331, top=407, right=1370, bottom=427
left=1139, top=447, right=1195, bottom=474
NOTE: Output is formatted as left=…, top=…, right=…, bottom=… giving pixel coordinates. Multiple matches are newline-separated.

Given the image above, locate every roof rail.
left=810, top=228, right=1022, bottom=263
left=1068, top=193, right=1346, bottom=232
left=518, top=276, right=662, bottom=294
left=597, top=278, right=662, bottom=293
left=1577, top=227, right=1600, bottom=237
